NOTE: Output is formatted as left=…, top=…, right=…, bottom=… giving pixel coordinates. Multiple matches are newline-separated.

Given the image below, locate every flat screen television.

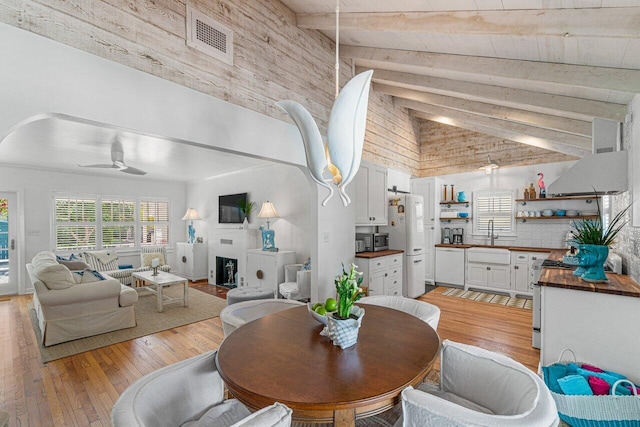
left=219, top=192, right=247, bottom=224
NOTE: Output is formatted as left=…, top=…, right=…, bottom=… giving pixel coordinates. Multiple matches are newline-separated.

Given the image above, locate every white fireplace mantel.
left=208, top=229, right=259, bottom=286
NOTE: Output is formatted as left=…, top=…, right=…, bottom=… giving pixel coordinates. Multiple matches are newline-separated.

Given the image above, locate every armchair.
left=79, top=250, right=133, bottom=286
left=278, top=264, right=311, bottom=301
left=111, top=350, right=292, bottom=427
left=136, top=246, right=171, bottom=274
left=397, top=340, right=559, bottom=427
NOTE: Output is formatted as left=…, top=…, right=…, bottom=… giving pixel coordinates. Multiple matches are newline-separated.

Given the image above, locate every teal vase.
left=577, top=244, right=609, bottom=282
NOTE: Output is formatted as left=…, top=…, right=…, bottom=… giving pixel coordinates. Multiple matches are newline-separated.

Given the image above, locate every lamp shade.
left=479, top=155, right=499, bottom=174
left=181, top=208, right=201, bottom=221
left=258, top=201, right=279, bottom=219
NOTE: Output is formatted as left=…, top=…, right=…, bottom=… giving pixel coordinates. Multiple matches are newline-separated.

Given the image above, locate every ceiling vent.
left=186, top=5, right=233, bottom=66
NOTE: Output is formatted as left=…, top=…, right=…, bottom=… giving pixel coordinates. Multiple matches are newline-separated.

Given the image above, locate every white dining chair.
left=220, top=298, right=306, bottom=337
left=111, top=350, right=292, bottom=427
left=359, top=295, right=441, bottom=330
left=395, top=340, right=559, bottom=427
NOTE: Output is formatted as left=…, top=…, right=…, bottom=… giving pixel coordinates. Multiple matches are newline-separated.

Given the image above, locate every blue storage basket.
left=544, top=349, right=640, bottom=426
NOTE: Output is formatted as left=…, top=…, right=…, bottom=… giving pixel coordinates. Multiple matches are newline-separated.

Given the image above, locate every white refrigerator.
left=381, top=194, right=426, bottom=298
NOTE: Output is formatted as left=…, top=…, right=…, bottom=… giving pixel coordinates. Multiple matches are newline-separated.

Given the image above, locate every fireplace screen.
left=216, top=256, right=237, bottom=288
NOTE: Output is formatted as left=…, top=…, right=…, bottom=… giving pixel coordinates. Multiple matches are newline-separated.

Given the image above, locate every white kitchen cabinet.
left=245, top=249, right=296, bottom=296
left=175, top=242, right=208, bottom=281
left=511, top=251, right=549, bottom=294
left=411, top=176, right=442, bottom=284
left=467, top=263, right=511, bottom=290
left=355, top=161, right=388, bottom=226
left=357, top=253, right=403, bottom=296
left=435, top=247, right=465, bottom=287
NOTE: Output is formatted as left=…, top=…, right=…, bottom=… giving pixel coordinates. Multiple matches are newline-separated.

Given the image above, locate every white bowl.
left=566, top=210, right=578, bottom=217
left=307, top=302, right=328, bottom=325
left=541, top=209, right=554, bottom=217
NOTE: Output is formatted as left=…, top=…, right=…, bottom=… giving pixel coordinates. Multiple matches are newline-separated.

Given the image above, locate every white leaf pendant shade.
left=276, top=70, right=373, bottom=207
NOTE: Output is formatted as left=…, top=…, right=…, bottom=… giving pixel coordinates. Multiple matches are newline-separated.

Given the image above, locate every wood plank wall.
left=0, top=0, right=422, bottom=175
left=418, top=120, right=577, bottom=177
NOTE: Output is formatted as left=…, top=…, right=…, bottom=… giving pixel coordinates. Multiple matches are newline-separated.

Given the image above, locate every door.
left=406, top=254, right=425, bottom=298
left=406, top=194, right=424, bottom=253
left=369, top=165, right=388, bottom=225
left=354, top=166, right=370, bottom=224
left=0, top=192, right=18, bottom=295
left=489, top=265, right=511, bottom=290
left=424, top=228, right=435, bottom=283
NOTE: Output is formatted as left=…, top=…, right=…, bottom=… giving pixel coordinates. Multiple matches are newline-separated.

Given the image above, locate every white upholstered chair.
left=278, top=264, right=311, bottom=301
left=220, top=298, right=305, bottom=337
left=359, top=295, right=441, bottom=330
left=111, top=350, right=292, bottom=427
left=136, top=246, right=171, bottom=274
left=395, top=340, right=559, bottom=427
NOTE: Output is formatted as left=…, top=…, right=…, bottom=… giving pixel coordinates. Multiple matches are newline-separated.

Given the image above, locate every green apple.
left=312, top=302, right=323, bottom=311
left=314, top=305, right=327, bottom=315
left=324, top=297, right=337, bottom=312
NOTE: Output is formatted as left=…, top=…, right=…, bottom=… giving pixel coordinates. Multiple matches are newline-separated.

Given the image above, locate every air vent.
left=186, top=5, right=234, bottom=65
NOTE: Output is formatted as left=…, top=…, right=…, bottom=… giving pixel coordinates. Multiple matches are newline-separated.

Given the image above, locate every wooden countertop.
left=355, top=249, right=404, bottom=258
left=435, top=243, right=558, bottom=252
left=539, top=249, right=640, bottom=298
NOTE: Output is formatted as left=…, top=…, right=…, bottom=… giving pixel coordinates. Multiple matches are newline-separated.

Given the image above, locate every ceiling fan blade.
left=120, top=166, right=147, bottom=175
left=78, top=163, right=118, bottom=169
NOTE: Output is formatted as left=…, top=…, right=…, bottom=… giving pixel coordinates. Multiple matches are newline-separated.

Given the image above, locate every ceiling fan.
left=78, top=136, right=147, bottom=175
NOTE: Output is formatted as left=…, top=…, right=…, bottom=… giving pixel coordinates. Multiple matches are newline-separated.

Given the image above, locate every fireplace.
left=216, top=256, right=238, bottom=288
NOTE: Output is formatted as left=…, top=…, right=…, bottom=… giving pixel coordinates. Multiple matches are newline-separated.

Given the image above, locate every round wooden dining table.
left=215, top=304, right=440, bottom=426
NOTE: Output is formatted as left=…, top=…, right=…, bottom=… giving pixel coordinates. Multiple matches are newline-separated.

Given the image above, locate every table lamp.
left=258, top=201, right=279, bottom=251
left=181, top=208, right=201, bottom=244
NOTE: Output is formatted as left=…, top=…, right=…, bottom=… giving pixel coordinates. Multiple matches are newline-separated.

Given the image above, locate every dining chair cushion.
left=415, top=382, right=493, bottom=414
left=220, top=299, right=305, bottom=336
left=359, top=295, right=441, bottom=330
left=231, top=402, right=292, bottom=427
left=180, top=399, right=250, bottom=427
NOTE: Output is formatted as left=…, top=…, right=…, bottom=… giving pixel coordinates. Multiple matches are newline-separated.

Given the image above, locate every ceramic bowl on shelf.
left=542, top=209, right=554, bottom=217
left=566, top=210, right=578, bottom=217
left=457, top=212, right=469, bottom=218
left=556, top=209, right=566, bottom=217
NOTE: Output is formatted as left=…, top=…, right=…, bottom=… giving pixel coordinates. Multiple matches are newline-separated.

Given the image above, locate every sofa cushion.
left=141, top=252, right=165, bottom=267
left=36, top=264, right=77, bottom=290
left=32, top=251, right=59, bottom=271
left=58, top=259, right=91, bottom=271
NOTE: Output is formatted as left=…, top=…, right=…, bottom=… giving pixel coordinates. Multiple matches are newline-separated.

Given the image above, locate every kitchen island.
left=539, top=250, right=640, bottom=383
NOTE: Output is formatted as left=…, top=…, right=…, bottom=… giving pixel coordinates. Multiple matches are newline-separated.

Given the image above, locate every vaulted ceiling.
left=280, top=0, right=640, bottom=159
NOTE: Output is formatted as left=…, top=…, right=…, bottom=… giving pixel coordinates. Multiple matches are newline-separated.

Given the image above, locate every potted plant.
left=570, top=194, right=632, bottom=282
left=237, top=200, right=256, bottom=225
left=325, top=263, right=366, bottom=349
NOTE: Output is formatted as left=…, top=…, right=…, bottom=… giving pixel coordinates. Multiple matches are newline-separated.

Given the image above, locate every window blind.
left=473, top=191, right=515, bottom=235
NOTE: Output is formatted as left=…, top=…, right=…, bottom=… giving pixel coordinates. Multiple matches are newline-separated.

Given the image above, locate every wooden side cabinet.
left=245, top=249, right=296, bottom=296
left=175, top=243, right=208, bottom=281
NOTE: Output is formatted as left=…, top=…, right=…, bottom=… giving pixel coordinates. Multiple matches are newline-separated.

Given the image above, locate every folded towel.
left=567, top=363, right=580, bottom=374
left=558, top=375, right=593, bottom=395
left=581, top=363, right=605, bottom=373
left=625, top=384, right=640, bottom=394
left=543, top=364, right=568, bottom=394
left=588, top=376, right=610, bottom=395
left=577, top=368, right=631, bottom=395
left=604, top=370, right=626, bottom=380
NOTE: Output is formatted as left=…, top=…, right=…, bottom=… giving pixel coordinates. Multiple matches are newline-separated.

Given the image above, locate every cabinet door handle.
left=532, top=256, right=537, bottom=260
left=514, top=265, right=519, bottom=269
left=486, top=266, right=491, bottom=270
left=414, top=259, right=423, bottom=263
left=182, top=256, right=187, bottom=263
left=256, top=270, right=264, bottom=279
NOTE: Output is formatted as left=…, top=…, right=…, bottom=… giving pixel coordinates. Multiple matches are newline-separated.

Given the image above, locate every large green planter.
left=576, top=244, right=609, bottom=282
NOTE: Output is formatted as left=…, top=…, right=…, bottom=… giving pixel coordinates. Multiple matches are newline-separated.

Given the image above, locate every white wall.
left=0, top=165, right=186, bottom=293
left=186, top=163, right=312, bottom=263
left=425, top=161, right=583, bottom=248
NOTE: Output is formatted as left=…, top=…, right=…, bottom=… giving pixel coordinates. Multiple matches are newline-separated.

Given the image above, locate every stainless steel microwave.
left=356, top=233, right=389, bottom=252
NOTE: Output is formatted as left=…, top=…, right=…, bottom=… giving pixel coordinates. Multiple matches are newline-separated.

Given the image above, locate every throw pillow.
left=36, top=264, right=77, bottom=290
left=141, top=252, right=165, bottom=267
left=181, top=399, right=250, bottom=427
left=80, top=269, right=105, bottom=283
left=302, top=257, right=311, bottom=270
left=58, top=260, right=91, bottom=271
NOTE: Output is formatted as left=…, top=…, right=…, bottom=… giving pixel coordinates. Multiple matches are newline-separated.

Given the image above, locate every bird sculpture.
left=276, top=70, right=374, bottom=207
left=537, top=173, right=546, bottom=198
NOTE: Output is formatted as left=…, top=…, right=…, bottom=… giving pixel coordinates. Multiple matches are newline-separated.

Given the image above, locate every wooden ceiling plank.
left=342, top=45, right=640, bottom=95
left=297, top=8, right=640, bottom=38
left=374, top=83, right=592, bottom=137
left=406, top=102, right=592, bottom=157
left=361, top=67, right=628, bottom=122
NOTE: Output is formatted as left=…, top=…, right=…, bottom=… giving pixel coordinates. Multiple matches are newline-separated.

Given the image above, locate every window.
left=53, top=194, right=170, bottom=251
left=140, top=200, right=169, bottom=246
left=473, top=191, right=516, bottom=236
left=54, top=196, right=97, bottom=251
left=102, top=198, right=135, bottom=248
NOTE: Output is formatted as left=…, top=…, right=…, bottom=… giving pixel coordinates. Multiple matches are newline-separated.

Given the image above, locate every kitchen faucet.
left=488, top=219, right=499, bottom=245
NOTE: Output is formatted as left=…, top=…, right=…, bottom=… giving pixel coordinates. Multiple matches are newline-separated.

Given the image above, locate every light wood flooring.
left=0, top=285, right=538, bottom=426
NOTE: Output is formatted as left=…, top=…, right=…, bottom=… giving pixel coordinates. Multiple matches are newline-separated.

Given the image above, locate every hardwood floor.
left=0, top=286, right=538, bottom=426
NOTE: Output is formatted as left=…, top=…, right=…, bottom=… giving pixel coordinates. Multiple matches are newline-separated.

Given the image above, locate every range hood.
left=548, top=118, right=628, bottom=196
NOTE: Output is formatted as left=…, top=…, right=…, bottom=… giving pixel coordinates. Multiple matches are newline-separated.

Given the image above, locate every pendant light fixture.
left=276, top=1, right=373, bottom=207
left=480, top=155, right=500, bottom=175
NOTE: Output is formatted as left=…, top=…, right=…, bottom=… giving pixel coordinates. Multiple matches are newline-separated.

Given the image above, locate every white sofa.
left=27, top=251, right=138, bottom=346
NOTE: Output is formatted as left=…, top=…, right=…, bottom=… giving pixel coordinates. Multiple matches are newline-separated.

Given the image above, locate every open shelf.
left=440, top=201, right=470, bottom=208
left=440, top=217, right=472, bottom=223
left=516, top=215, right=598, bottom=223
left=515, top=195, right=600, bottom=205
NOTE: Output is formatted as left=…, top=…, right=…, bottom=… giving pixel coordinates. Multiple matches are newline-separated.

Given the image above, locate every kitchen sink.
left=466, top=247, right=511, bottom=264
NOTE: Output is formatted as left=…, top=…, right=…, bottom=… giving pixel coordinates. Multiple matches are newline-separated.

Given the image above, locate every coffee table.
left=132, top=270, right=189, bottom=312
left=215, top=304, right=440, bottom=426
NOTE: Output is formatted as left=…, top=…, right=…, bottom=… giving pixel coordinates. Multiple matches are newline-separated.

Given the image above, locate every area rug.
left=29, top=287, right=226, bottom=363
left=441, top=287, right=533, bottom=310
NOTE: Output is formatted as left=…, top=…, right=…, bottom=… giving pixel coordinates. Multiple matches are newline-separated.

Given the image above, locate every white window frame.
left=101, top=197, right=136, bottom=249
left=472, top=190, right=516, bottom=237
left=53, top=193, right=98, bottom=251
left=53, top=193, right=171, bottom=251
